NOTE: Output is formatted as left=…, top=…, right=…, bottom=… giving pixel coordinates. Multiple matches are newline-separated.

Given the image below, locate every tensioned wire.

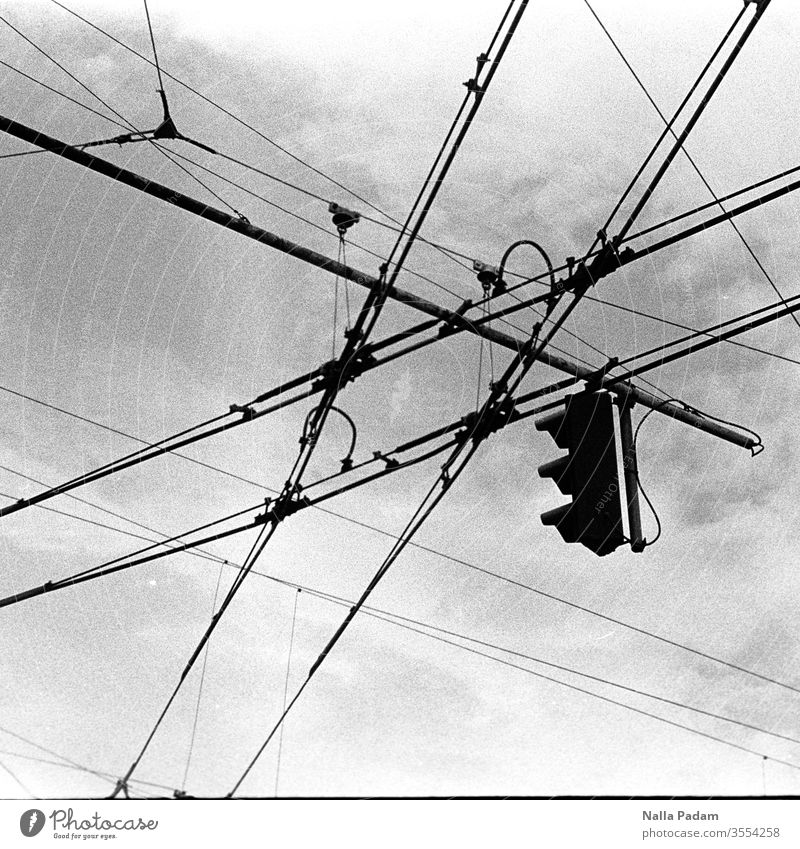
left=113, top=0, right=531, bottom=784
left=45, top=0, right=511, bottom=277
left=1, top=380, right=797, bottom=698
left=0, top=14, right=247, bottom=218
left=582, top=0, right=800, bottom=334
left=18, top=0, right=800, bottom=347
left=4, top=0, right=792, bottom=796
left=3, top=56, right=797, bottom=382
left=4, top=0, right=792, bottom=728
left=6, top=472, right=800, bottom=791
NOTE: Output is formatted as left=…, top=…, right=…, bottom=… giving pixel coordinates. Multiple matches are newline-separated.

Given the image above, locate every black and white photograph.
left=1, top=0, right=800, bottom=810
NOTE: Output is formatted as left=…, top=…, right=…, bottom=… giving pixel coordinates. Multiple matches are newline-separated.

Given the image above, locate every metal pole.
left=0, top=114, right=754, bottom=449
left=617, top=398, right=645, bottom=551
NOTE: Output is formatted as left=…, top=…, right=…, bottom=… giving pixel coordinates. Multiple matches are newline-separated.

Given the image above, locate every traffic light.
left=535, top=391, right=642, bottom=556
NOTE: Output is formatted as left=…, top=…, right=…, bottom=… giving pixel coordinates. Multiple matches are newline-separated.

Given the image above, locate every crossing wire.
left=583, top=0, right=800, bottom=333
left=520, top=288, right=800, bottom=407
left=615, top=294, right=800, bottom=371
left=228, top=278, right=609, bottom=794
left=0, top=724, right=173, bottom=795
left=7, top=14, right=798, bottom=384
left=3, top=52, right=794, bottom=434
left=2, top=375, right=799, bottom=699
left=181, top=562, right=226, bottom=793
left=614, top=1, right=766, bottom=242
left=8, top=460, right=800, bottom=788
left=585, top=1, right=748, bottom=254
left=267, top=579, right=800, bottom=761
left=274, top=588, right=300, bottom=798
left=0, top=56, right=512, bottom=319
left=7, top=0, right=800, bottom=796
left=61, top=5, right=535, bottom=798
left=0, top=13, right=245, bottom=218
left=606, top=293, right=800, bottom=389
left=0, top=748, right=176, bottom=797
left=46, top=0, right=491, bottom=277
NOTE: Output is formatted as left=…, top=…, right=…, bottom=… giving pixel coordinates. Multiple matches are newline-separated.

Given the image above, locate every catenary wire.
left=0, top=54, right=510, bottom=321
left=233, top=571, right=800, bottom=752
left=0, top=13, right=245, bottom=217
left=614, top=2, right=762, bottom=242
left=616, top=293, right=800, bottom=370
left=47, top=0, right=500, bottom=278
left=6, top=56, right=794, bottom=402
left=0, top=758, right=37, bottom=798
left=229, top=288, right=616, bottom=794
left=583, top=0, right=800, bottom=333
left=515, top=289, right=800, bottom=413
left=5, top=446, right=800, bottom=714
left=110, top=7, right=534, bottom=797
left=6, top=0, right=792, bottom=796
left=274, top=588, right=300, bottom=798
left=0, top=53, right=480, bottom=279
left=6, top=47, right=798, bottom=371
left=47, top=0, right=482, bottom=266
left=585, top=1, right=747, bottom=251
left=2, top=376, right=797, bottom=697
left=181, top=562, right=225, bottom=793
left=3, top=0, right=796, bottom=736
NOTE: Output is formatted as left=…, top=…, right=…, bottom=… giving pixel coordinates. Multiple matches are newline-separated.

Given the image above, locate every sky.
left=1, top=0, right=800, bottom=799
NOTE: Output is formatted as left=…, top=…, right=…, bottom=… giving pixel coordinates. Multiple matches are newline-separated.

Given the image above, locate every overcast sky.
left=1, top=0, right=799, bottom=799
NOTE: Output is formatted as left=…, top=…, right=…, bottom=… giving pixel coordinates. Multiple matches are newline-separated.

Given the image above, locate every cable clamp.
left=319, top=357, right=347, bottom=384
left=585, top=236, right=634, bottom=285
left=267, top=493, right=311, bottom=523
left=438, top=300, right=474, bottom=337
left=584, top=357, right=620, bottom=391
left=229, top=403, right=255, bottom=420
left=342, top=325, right=363, bottom=342
left=487, top=395, right=516, bottom=435
left=329, top=202, right=360, bottom=233
left=351, top=350, right=376, bottom=378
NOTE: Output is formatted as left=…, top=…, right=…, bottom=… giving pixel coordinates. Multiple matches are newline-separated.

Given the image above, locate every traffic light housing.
left=535, top=391, right=640, bottom=556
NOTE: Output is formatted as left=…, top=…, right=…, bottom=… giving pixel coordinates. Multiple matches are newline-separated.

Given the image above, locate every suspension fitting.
left=329, top=202, right=360, bottom=235
left=264, top=493, right=311, bottom=524
left=229, top=403, right=256, bottom=421
left=584, top=357, right=620, bottom=392
left=372, top=450, right=399, bottom=470
left=463, top=52, right=490, bottom=95
left=312, top=349, right=376, bottom=394
left=438, top=299, right=473, bottom=337
left=555, top=234, right=634, bottom=298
